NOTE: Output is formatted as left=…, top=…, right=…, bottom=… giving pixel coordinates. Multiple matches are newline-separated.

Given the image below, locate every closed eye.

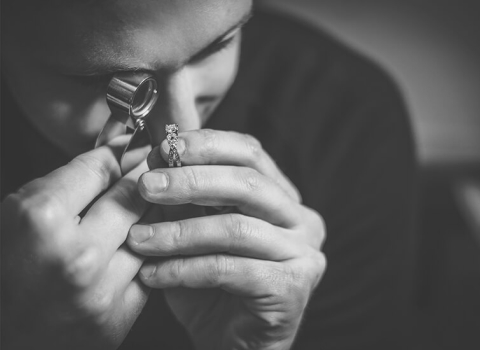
left=68, top=73, right=113, bottom=89
left=66, top=32, right=239, bottom=87
left=189, top=31, right=239, bottom=65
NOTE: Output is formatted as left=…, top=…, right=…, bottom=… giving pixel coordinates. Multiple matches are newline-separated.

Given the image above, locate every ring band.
left=165, top=124, right=181, bottom=167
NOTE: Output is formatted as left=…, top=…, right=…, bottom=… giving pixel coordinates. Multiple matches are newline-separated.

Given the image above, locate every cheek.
left=4, top=59, right=110, bottom=153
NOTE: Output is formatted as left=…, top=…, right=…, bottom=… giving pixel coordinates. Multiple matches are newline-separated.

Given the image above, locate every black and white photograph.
left=1, top=1, right=479, bottom=349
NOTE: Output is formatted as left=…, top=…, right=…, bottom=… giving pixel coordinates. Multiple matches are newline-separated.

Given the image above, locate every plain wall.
left=261, top=0, right=480, bottom=166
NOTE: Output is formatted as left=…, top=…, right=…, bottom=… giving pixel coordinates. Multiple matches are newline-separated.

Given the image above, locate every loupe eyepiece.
left=106, top=72, right=158, bottom=128
left=95, top=71, right=159, bottom=163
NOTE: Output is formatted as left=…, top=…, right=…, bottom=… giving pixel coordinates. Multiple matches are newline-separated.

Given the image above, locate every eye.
left=189, top=30, right=240, bottom=65
left=214, top=33, right=239, bottom=54
left=69, top=73, right=113, bottom=90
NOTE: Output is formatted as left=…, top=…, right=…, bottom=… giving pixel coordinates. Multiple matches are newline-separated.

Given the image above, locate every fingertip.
left=105, top=134, right=131, bottom=148
left=137, top=173, right=151, bottom=200
left=161, top=139, right=170, bottom=157
left=140, top=264, right=157, bottom=282
left=63, top=246, right=101, bottom=288
left=128, top=224, right=154, bottom=245
left=147, top=146, right=165, bottom=170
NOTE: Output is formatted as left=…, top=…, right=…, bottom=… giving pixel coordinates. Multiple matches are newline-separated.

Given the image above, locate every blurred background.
left=260, top=0, right=480, bottom=349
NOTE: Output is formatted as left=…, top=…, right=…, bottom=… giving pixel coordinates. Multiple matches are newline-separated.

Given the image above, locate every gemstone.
left=165, top=124, right=178, bottom=133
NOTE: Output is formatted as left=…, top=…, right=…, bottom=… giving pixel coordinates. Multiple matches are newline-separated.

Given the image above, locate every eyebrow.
left=187, top=10, right=253, bottom=65
left=68, top=7, right=253, bottom=76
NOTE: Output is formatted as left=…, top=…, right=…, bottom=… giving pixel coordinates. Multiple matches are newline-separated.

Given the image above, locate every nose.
left=146, top=68, right=201, bottom=146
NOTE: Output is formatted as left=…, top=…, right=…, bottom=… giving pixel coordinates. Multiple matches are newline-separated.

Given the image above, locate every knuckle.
left=289, top=251, right=326, bottom=294
left=240, top=168, right=262, bottom=193
left=30, top=198, right=64, bottom=229
left=283, top=267, right=310, bottom=308
left=61, top=247, right=100, bottom=289
left=71, top=153, right=113, bottom=190
left=183, top=166, right=202, bottom=194
left=261, top=264, right=309, bottom=311
left=225, top=214, right=254, bottom=249
left=258, top=313, right=290, bottom=331
left=310, top=251, right=327, bottom=289
left=4, top=191, right=72, bottom=266
left=170, top=221, right=188, bottom=252
left=317, top=216, right=327, bottom=247
left=315, top=212, right=327, bottom=235
left=205, top=254, right=234, bottom=286
left=200, top=128, right=219, bottom=159
left=115, top=181, right=145, bottom=216
left=269, top=264, right=310, bottom=305
left=290, top=185, right=303, bottom=204
left=305, top=207, right=327, bottom=248
left=243, top=133, right=263, bottom=158
left=284, top=264, right=308, bottom=291
left=3, top=192, right=30, bottom=223
left=82, top=289, right=115, bottom=318
left=168, top=259, right=185, bottom=282
left=14, top=178, right=40, bottom=198
left=16, top=193, right=65, bottom=235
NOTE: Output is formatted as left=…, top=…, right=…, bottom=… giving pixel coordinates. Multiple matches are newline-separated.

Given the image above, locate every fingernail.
left=130, top=225, right=153, bottom=244
left=161, top=138, right=185, bottom=155
left=176, top=138, right=186, bottom=155
left=161, top=140, right=169, bottom=154
left=140, top=264, right=157, bottom=279
left=142, top=172, right=168, bottom=193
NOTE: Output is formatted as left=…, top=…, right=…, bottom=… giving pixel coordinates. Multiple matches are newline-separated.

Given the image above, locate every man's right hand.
left=1, top=137, right=150, bottom=349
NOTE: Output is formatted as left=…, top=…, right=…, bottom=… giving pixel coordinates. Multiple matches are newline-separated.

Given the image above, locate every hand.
left=1, top=137, right=151, bottom=349
left=127, top=129, right=327, bottom=350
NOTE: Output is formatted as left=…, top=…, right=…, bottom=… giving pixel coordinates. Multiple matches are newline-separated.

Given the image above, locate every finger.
left=149, top=129, right=301, bottom=203
left=111, top=277, right=150, bottom=344
left=138, top=254, right=322, bottom=305
left=94, top=245, right=145, bottom=297
left=62, top=243, right=144, bottom=297
left=72, top=246, right=148, bottom=328
left=80, top=160, right=150, bottom=256
left=121, top=277, right=150, bottom=323
left=140, top=254, right=271, bottom=295
left=138, top=166, right=302, bottom=227
left=18, top=135, right=148, bottom=217
left=127, top=213, right=301, bottom=260
left=89, top=277, right=150, bottom=344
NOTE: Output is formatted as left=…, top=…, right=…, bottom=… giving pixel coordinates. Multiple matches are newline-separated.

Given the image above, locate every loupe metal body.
left=95, top=72, right=158, bottom=173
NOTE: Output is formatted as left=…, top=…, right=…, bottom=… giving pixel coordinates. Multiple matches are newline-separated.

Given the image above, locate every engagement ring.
left=166, top=124, right=181, bottom=167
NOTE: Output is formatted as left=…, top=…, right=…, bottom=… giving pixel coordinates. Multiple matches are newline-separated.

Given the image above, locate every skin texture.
left=1, top=1, right=327, bottom=349
left=3, top=0, right=247, bottom=153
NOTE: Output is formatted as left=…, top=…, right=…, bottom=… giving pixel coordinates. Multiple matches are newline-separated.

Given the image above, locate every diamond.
left=165, top=124, right=178, bottom=133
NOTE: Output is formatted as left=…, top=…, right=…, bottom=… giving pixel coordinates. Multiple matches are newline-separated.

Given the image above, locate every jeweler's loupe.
left=95, top=72, right=158, bottom=174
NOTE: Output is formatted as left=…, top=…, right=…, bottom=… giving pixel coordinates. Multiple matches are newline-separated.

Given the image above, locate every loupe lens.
left=132, top=80, right=157, bottom=117
left=106, top=72, right=158, bottom=125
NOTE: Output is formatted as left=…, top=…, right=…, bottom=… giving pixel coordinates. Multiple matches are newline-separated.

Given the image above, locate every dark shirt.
left=1, top=8, right=417, bottom=350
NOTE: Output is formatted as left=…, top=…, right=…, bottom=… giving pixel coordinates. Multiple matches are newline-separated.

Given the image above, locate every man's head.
left=3, top=0, right=253, bottom=154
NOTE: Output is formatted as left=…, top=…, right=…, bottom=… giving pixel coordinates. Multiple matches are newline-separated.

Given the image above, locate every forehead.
left=22, top=0, right=251, bottom=74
